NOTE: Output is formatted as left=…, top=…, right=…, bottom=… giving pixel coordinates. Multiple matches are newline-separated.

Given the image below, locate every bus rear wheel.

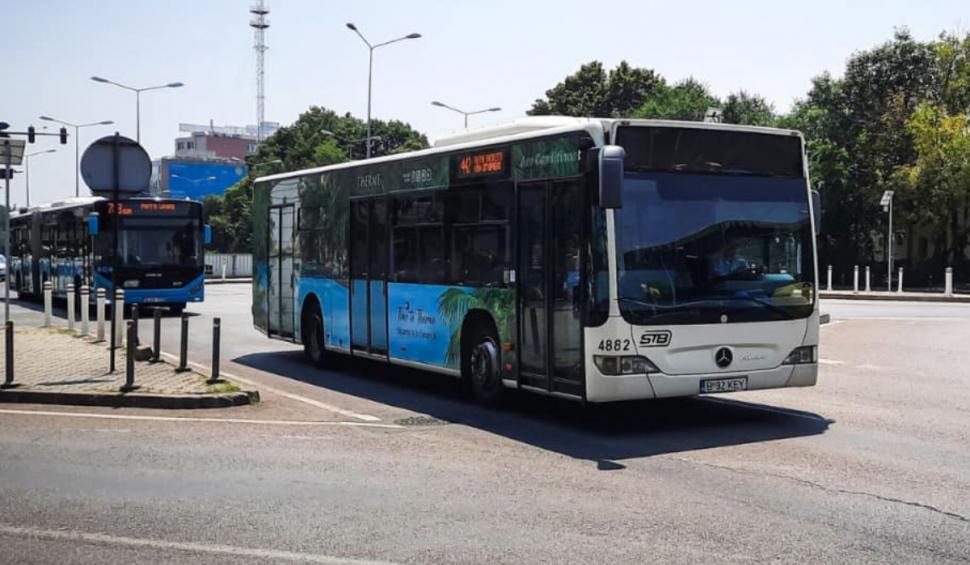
left=302, top=304, right=327, bottom=367
left=465, top=326, right=503, bottom=405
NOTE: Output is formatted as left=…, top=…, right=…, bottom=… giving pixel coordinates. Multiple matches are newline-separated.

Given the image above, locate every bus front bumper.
left=585, top=363, right=817, bottom=403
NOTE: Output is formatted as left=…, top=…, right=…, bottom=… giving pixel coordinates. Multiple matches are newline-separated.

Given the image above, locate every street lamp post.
left=345, top=23, right=420, bottom=159
left=23, top=149, right=56, bottom=208
left=38, top=117, right=113, bottom=197
left=881, top=190, right=895, bottom=292
left=321, top=130, right=381, bottom=160
left=431, top=101, right=501, bottom=128
left=90, top=77, right=183, bottom=143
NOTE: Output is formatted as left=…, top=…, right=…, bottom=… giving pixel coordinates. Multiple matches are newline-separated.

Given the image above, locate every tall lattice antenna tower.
left=249, top=1, right=270, bottom=143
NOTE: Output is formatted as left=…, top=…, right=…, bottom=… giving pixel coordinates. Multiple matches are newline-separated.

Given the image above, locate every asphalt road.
left=1, top=288, right=968, bottom=563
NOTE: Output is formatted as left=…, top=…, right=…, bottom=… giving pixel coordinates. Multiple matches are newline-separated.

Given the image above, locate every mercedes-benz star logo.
left=715, top=347, right=733, bottom=368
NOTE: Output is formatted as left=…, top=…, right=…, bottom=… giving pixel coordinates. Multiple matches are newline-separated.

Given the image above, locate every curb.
left=204, top=278, right=251, bottom=285
left=0, top=388, right=259, bottom=409
left=820, top=292, right=970, bottom=303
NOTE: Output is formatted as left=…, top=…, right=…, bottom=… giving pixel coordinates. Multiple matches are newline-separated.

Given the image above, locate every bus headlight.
left=783, top=346, right=816, bottom=364
left=594, top=355, right=659, bottom=375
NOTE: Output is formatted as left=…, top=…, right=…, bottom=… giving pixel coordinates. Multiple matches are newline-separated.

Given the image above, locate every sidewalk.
left=0, top=326, right=258, bottom=408
left=820, top=290, right=970, bottom=303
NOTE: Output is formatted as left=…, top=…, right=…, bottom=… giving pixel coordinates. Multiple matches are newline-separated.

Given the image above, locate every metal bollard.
left=43, top=281, right=52, bottom=327
left=80, top=285, right=90, bottom=336
left=66, top=283, right=76, bottom=332
left=826, top=265, right=833, bottom=292
left=177, top=313, right=189, bottom=372
left=865, top=266, right=871, bottom=292
left=945, top=267, right=953, bottom=297
left=131, top=304, right=140, bottom=345
left=113, top=289, right=125, bottom=346
left=96, top=288, right=106, bottom=342
left=152, top=308, right=162, bottom=363
left=3, top=320, right=13, bottom=388
left=124, top=321, right=136, bottom=390
left=221, top=260, right=227, bottom=280
left=853, top=265, right=859, bottom=294
left=897, top=267, right=903, bottom=293
left=208, top=317, right=221, bottom=383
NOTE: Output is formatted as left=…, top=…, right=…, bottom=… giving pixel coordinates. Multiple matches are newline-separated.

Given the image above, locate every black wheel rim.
left=470, top=341, right=494, bottom=388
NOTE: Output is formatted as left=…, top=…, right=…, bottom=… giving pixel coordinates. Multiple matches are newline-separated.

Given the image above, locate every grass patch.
left=203, top=379, right=241, bottom=394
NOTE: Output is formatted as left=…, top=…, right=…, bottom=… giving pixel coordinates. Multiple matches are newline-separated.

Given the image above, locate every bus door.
left=517, top=180, right=585, bottom=397
left=349, top=198, right=388, bottom=355
left=268, top=204, right=296, bottom=338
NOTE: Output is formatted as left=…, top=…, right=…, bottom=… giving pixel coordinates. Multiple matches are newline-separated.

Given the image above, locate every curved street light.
left=90, top=76, right=183, bottom=143
left=431, top=101, right=501, bottom=128
left=345, top=23, right=421, bottom=158
left=38, top=116, right=114, bottom=197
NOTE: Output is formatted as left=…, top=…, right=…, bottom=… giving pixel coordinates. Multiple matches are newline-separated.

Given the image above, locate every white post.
left=43, top=281, right=52, bottom=327
left=221, top=258, right=227, bottom=280
left=944, top=267, right=953, bottom=297
left=826, top=265, right=833, bottom=292
left=853, top=265, right=859, bottom=294
left=865, top=266, right=871, bottom=292
left=96, top=288, right=106, bottom=342
left=80, top=285, right=90, bottom=336
left=897, top=268, right=903, bottom=293
left=66, top=283, right=75, bottom=332
left=114, top=289, right=125, bottom=345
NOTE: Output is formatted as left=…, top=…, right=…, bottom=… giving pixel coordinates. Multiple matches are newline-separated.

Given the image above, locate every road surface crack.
left=669, top=456, right=970, bottom=525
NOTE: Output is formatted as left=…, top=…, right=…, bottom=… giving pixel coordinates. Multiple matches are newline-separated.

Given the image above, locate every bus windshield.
left=116, top=217, right=202, bottom=269
left=615, top=172, right=815, bottom=324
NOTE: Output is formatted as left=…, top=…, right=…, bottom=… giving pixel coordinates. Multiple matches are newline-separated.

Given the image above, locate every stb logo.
left=715, top=347, right=733, bottom=368
left=639, top=330, right=672, bottom=347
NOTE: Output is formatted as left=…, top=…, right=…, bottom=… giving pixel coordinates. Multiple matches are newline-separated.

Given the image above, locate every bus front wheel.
left=465, top=326, right=503, bottom=405
left=302, top=304, right=327, bottom=367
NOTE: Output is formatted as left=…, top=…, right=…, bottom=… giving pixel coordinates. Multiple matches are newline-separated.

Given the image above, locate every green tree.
left=892, top=102, right=970, bottom=267
left=529, top=61, right=664, bottom=117
left=632, top=78, right=719, bottom=121
left=721, top=90, right=775, bottom=126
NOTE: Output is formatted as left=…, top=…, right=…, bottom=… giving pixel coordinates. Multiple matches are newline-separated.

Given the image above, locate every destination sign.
left=453, top=149, right=508, bottom=180
left=97, top=200, right=196, bottom=217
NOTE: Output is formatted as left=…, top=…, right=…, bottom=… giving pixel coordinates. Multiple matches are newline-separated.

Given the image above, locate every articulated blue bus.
left=9, top=196, right=208, bottom=312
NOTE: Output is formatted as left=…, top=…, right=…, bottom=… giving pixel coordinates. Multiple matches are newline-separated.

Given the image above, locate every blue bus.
left=9, top=196, right=209, bottom=312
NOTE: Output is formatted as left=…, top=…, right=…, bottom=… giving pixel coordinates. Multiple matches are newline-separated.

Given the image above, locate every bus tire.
left=302, top=302, right=327, bottom=367
left=465, top=325, right=503, bottom=405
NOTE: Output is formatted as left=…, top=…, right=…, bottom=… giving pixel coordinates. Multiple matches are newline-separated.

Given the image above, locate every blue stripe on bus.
left=92, top=272, right=205, bottom=305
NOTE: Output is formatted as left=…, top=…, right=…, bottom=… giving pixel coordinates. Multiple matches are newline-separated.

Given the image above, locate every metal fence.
left=204, top=253, right=252, bottom=279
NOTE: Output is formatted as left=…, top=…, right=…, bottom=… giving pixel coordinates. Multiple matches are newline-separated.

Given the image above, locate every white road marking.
left=819, top=359, right=844, bottom=365
left=158, top=351, right=382, bottom=422
left=0, top=408, right=403, bottom=429
left=0, top=524, right=400, bottom=565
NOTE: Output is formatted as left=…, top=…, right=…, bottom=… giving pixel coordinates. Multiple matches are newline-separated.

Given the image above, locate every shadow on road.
left=234, top=350, right=832, bottom=466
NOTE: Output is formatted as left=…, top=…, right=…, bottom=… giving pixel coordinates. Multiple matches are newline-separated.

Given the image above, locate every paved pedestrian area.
left=0, top=326, right=247, bottom=400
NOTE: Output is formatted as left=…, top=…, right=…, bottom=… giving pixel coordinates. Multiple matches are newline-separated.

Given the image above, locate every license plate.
left=700, top=377, right=748, bottom=394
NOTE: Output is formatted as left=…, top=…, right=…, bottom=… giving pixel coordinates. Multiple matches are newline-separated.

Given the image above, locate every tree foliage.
left=528, top=61, right=664, bottom=117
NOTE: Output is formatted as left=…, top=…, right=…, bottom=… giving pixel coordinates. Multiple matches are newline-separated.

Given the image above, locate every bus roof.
left=10, top=195, right=199, bottom=219
left=253, top=117, right=803, bottom=185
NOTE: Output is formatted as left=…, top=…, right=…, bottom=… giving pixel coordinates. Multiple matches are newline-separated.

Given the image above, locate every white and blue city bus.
left=9, top=196, right=209, bottom=312
left=252, top=117, right=819, bottom=404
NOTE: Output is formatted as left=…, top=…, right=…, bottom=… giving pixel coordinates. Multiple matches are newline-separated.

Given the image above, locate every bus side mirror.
left=204, top=224, right=212, bottom=245
left=598, top=145, right=625, bottom=209
left=88, top=213, right=99, bottom=236
left=810, top=189, right=822, bottom=236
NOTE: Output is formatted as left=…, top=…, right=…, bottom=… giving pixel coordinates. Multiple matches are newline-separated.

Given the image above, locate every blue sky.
left=4, top=0, right=967, bottom=204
